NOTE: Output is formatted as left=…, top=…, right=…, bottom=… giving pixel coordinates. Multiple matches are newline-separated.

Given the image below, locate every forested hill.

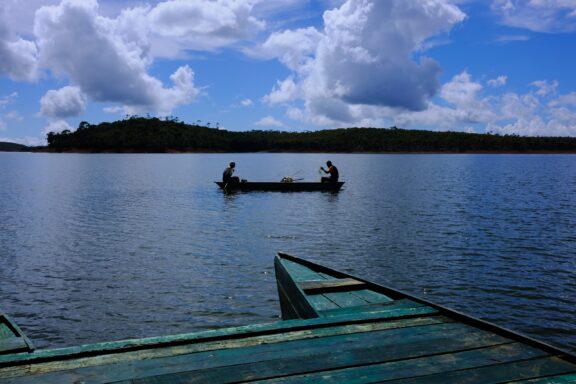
left=0, top=142, right=28, bottom=151
left=45, top=117, right=576, bottom=153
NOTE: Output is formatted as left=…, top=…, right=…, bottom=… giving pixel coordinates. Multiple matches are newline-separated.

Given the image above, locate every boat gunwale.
left=0, top=305, right=440, bottom=368
left=276, top=252, right=576, bottom=364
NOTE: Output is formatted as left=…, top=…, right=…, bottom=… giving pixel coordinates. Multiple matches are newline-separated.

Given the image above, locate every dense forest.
left=43, top=117, right=576, bottom=153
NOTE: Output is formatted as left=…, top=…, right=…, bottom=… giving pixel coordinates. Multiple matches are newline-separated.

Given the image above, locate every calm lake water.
left=0, top=152, right=574, bottom=352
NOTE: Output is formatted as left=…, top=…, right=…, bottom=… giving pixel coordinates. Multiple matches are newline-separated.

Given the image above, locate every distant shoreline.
left=22, top=147, right=576, bottom=155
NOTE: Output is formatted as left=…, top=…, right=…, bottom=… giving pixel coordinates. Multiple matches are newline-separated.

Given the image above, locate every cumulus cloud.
left=550, top=92, right=576, bottom=107
left=40, top=86, right=86, bottom=118
left=531, top=80, right=558, bottom=96
left=146, top=0, right=265, bottom=55
left=247, top=27, right=322, bottom=70
left=395, top=71, right=576, bottom=137
left=491, top=0, right=576, bottom=32
left=255, top=116, right=285, bottom=127
left=262, top=0, right=466, bottom=126
left=240, top=98, right=254, bottom=106
left=34, top=0, right=200, bottom=115
left=43, top=119, right=73, bottom=134
left=0, top=4, right=39, bottom=81
left=488, top=75, right=507, bottom=87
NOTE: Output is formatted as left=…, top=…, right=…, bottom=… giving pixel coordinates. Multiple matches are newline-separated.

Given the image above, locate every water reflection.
left=0, top=153, right=574, bottom=353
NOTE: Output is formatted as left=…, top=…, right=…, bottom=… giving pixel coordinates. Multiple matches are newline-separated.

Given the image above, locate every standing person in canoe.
left=320, top=161, right=339, bottom=183
left=222, top=161, right=240, bottom=184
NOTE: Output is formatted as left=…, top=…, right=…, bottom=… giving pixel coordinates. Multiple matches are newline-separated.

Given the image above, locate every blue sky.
left=1, top=0, right=575, bottom=145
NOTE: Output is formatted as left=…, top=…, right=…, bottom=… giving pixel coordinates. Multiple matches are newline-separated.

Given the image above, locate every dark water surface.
left=0, top=152, right=574, bottom=352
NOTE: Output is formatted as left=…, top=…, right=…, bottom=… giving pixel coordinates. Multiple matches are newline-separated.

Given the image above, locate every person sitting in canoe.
left=320, top=161, right=339, bottom=182
left=223, top=161, right=240, bottom=183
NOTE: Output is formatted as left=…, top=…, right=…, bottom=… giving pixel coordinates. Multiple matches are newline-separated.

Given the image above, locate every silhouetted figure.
left=320, top=161, right=339, bottom=182
left=223, top=162, right=240, bottom=183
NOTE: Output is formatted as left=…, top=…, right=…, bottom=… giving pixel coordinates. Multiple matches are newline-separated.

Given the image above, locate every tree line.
left=44, top=116, right=576, bottom=153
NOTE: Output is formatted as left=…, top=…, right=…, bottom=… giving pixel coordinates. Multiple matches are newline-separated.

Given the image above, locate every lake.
left=0, top=152, right=574, bottom=353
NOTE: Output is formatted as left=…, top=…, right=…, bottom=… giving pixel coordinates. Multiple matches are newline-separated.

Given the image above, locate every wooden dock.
left=0, top=252, right=575, bottom=383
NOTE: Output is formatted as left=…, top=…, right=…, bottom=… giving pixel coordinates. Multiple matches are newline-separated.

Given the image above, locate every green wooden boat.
left=0, top=252, right=575, bottom=383
left=215, top=181, right=344, bottom=192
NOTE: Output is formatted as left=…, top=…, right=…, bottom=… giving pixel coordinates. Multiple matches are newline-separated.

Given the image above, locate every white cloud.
left=263, top=77, right=299, bottom=105
left=440, top=71, right=483, bottom=107
left=0, top=4, right=39, bottom=81
left=491, top=0, right=576, bottom=32
left=488, top=75, right=507, bottom=87
left=34, top=0, right=200, bottom=115
left=248, top=27, right=321, bottom=70
left=550, top=92, right=576, bottom=106
left=262, top=0, right=466, bottom=127
left=146, top=0, right=265, bottom=55
left=531, top=80, right=558, bottom=96
left=240, top=98, right=254, bottom=107
left=0, top=92, right=18, bottom=109
left=43, top=119, right=73, bottom=134
left=391, top=71, right=576, bottom=137
left=0, top=92, right=20, bottom=132
left=40, top=86, right=86, bottom=118
left=256, top=116, right=285, bottom=127
left=495, top=34, right=531, bottom=43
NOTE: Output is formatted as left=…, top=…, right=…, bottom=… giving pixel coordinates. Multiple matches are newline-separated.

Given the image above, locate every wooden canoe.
left=0, top=253, right=574, bottom=383
left=215, top=181, right=344, bottom=192
left=275, top=252, right=576, bottom=382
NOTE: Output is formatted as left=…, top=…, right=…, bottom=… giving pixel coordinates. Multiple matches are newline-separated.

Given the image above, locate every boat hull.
left=215, top=181, right=344, bottom=192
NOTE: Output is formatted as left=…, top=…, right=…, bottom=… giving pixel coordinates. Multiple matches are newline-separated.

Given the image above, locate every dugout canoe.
left=0, top=253, right=575, bottom=383
left=215, top=181, right=344, bottom=192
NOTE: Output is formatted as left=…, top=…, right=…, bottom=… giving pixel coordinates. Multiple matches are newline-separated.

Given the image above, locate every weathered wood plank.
left=350, top=289, right=394, bottom=305
left=0, top=315, right=33, bottom=354
left=0, top=324, right=13, bottom=340
left=0, top=316, right=453, bottom=380
left=382, top=356, right=576, bottom=384
left=299, top=278, right=367, bottom=293
left=318, top=298, right=429, bottom=318
left=0, top=308, right=446, bottom=370
left=280, top=260, right=326, bottom=282
left=322, top=291, right=370, bottom=308
left=0, top=338, right=28, bottom=354
left=507, top=373, right=576, bottom=383
left=105, top=323, right=514, bottom=384
left=306, top=295, right=340, bottom=311
left=250, top=343, right=553, bottom=384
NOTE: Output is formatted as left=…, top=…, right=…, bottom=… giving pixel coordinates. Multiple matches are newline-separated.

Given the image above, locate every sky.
left=1, top=0, right=576, bottom=145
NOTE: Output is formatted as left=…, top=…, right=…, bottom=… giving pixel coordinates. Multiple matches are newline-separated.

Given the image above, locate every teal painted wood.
left=250, top=344, right=555, bottom=384
left=99, top=322, right=512, bottom=384
left=509, top=374, right=576, bottom=383
left=318, top=298, right=429, bottom=319
left=0, top=338, right=28, bottom=354
left=0, top=253, right=575, bottom=384
left=350, top=289, right=394, bottom=304
left=0, top=317, right=460, bottom=383
left=275, top=253, right=576, bottom=363
left=381, top=357, right=576, bottom=384
left=0, top=313, right=33, bottom=354
left=0, top=308, right=443, bottom=369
